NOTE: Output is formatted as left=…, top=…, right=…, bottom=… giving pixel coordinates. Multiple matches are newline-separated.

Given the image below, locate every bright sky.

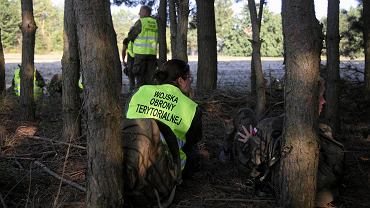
left=52, top=0, right=360, bottom=19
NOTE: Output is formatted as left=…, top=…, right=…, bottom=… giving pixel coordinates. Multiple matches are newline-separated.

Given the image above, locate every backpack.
left=122, top=118, right=181, bottom=208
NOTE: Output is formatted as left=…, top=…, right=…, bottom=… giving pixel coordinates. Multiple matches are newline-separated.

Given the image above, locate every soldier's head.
left=154, top=59, right=192, bottom=95
left=139, top=5, right=152, bottom=18
left=319, top=77, right=326, bottom=115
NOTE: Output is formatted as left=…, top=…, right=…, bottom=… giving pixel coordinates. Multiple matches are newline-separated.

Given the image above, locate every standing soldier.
left=122, top=35, right=136, bottom=92
left=123, top=5, right=158, bottom=87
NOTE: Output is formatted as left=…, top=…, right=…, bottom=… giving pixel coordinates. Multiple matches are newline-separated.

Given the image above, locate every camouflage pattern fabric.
left=122, top=118, right=180, bottom=208
left=229, top=108, right=344, bottom=207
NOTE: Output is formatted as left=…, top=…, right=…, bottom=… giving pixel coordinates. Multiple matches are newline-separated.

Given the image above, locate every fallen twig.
left=34, top=161, right=86, bottom=192
left=203, top=198, right=275, bottom=203
left=0, top=192, right=7, bottom=208
left=27, top=136, right=86, bottom=150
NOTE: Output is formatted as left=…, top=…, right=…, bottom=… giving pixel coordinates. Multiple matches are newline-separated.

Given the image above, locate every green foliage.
left=33, top=0, right=63, bottom=53
left=213, top=1, right=283, bottom=57
left=112, top=8, right=137, bottom=52
left=340, top=6, right=363, bottom=58
left=260, top=8, right=283, bottom=57
left=321, top=5, right=364, bottom=58
left=0, top=0, right=21, bottom=52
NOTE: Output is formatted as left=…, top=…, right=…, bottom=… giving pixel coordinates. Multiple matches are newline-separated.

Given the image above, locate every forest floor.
left=0, top=61, right=370, bottom=207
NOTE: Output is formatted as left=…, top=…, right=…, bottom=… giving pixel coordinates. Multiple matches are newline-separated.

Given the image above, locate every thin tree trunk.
left=158, top=0, right=168, bottom=66
left=196, top=0, right=217, bottom=91
left=250, top=0, right=264, bottom=99
left=169, top=0, right=178, bottom=59
left=176, top=0, right=189, bottom=62
left=74, top=0, right=123, bottom=206
left=280, top=0, right=322, bottom=207
left=62, top=0, right=81, bottom=142
left=248, top=0, right=266, bottom=118
left=326, top=0, right=340, bottom=135
left=20, top=0, right=37, bottom=121
left=364, top=0, right=370, bottom=98
left=0, top=29, right=5, bottom=96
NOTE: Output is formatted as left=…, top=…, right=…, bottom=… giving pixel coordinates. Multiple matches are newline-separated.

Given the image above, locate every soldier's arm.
left=183, top=107, right=203, bottom=153
left=124, top=20, right=142, bottom=44
left=122, top=38, right=128, bottom=63
left=35, top=70, right=46, bottom=87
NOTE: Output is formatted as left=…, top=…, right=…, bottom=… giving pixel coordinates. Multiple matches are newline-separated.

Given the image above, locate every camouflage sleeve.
left=183, top=107, right=203, bottom=153
left=125, top=20, right=142, bottom=44
left=35, top=70, right=46, bottom=87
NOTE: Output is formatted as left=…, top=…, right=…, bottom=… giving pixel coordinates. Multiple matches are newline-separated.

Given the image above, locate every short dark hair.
left=141, top=5, right=152, bottom=15
left=154, top=59, right=190, bottom=84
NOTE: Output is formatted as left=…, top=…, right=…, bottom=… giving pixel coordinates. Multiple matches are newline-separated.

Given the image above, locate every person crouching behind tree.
left=11, top=66, right=45, bottom=100
left=220, top=77, right=344, bottom=208
left=122, top=59, right=202, bottom=207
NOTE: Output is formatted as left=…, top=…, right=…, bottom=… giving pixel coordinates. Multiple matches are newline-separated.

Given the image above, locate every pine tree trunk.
left=0, top=29, right=5, bottom=96
left=196, top=0, right=217, bottom=91
left=326, top=0, right=340, bottom=135
left=248, top=0, right=266, bottom=118
left=364, top=0, right=370, bottom=98
left=158, top=0, right=168, bottom=66
left=74, top=0, right=123, bottom=206
left=250, top=0, right=264, bottom=97
left=176, top=0, right=189, bottom=62
left=20, top=0, right=37, bottom=121
left=280, top=0, right=322, bottom=207
left=62, top=0, right=81, bottom=142
left=169, top=0, right=178, bottom=59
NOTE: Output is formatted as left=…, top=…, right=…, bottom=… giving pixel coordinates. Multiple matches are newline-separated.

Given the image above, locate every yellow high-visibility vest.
left=133, top=17, right=158, bottom=55
left=126, top=84, right=198, bottom=169
left=13, top=68, right=43, bottom=98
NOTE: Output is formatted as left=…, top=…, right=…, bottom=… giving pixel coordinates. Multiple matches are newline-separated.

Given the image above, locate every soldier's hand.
left=237, top=125, right=253, bottom=143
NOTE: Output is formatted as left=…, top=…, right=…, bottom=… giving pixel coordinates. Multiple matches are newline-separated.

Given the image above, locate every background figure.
left=122, top=37, right=136, bottom=91
left=11, top=67, right=45, bottom=100
left=122, top=5, right=158, bottom=87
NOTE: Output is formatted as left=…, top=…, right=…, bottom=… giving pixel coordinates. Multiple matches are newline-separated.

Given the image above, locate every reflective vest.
left=126, top=84, right=198, bottom=170
left=78, top=77, right=83, bottom=89
left=133, top=17, right=158, bottom=55
left=13, top=68, right=43, bottom=98
left=127, top=41, right=135, bottom=57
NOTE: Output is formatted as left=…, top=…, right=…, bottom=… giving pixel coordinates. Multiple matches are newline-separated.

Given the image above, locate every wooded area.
left=0, top=0, right=369, bottom=207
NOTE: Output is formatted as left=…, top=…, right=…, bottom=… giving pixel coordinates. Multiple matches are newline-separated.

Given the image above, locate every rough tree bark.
left=169, top=0, right=178, bottom=59
left=62, top=0, right=81, bottom=142
left=280, top=0, right=322, bottom=207
left=248, top=0, right=266, bottom=118
left=364, top=0, right=370, bottom=98
left=0, top=29, right=5, bottom=96
left=326, top=0, right=340, bottom=135
left=158, top=0, right=168, bottom=66
left=74, top=0, right=123, bottom=206
left=196, top=0, right=217, bottom=91
left=20, top=0, right=37, bottom=121
left=176, top=0, right=189, bottom=62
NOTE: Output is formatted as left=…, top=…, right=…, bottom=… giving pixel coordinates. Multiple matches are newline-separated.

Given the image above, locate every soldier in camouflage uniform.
left=220, top=79, right=344, bottom=208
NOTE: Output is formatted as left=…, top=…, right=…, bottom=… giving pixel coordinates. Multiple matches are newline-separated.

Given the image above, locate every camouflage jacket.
left=232, top=110, right=344, bottom=191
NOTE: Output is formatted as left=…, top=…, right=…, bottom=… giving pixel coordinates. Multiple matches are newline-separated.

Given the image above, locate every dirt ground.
left=0, top=63, right=370, bottom=207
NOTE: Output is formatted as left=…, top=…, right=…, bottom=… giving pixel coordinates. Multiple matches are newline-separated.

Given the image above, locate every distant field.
left=3, top=53, right=365, bottom=93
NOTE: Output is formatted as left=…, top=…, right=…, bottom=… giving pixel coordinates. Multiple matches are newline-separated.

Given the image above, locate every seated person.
left=220, top=78, right=344, bottom=208
left=12, top=67, right=45, bottom=99
left=122, top=59, right=202, bottom=207
left=47, top=74, right=83, bottom=95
